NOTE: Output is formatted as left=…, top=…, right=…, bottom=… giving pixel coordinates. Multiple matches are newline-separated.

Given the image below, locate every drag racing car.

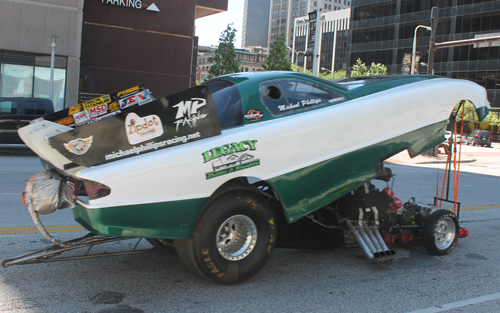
left=6, top=71, right=490, bottom=284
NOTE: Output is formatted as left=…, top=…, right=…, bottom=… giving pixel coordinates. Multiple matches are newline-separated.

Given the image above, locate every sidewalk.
left=386, top=151, right=474, bottom=164
left=387, top=142, right=499, bottom=165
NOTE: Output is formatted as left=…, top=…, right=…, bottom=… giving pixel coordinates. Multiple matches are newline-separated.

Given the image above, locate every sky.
left=195, top=0, right=244, bottom=48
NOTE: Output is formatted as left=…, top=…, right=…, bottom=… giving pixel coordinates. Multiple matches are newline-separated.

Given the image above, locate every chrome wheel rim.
left=434, top=217, right=456, bottom=250
left=216, top=215, right=257, bottom=261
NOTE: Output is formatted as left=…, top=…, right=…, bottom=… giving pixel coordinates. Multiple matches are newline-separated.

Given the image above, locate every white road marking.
left=407, top=292, right=500, bottom=313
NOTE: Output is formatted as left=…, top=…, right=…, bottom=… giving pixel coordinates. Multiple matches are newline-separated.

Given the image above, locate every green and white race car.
left=14, top=72, right=490, bottom=284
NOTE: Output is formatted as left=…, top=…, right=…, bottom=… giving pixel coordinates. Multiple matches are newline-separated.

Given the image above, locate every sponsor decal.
left=55, top=116, right=74, bottom=126
left=172, top=98, right=208, bottom=131
left=202, top=140, right=260, bottom=180
left=277, top=98, right=322, bottom=112
left=119, top=94, right=138, bottom=109
left=125, top=112, right=164, bottom=145
left=328, top=96, right=345, bottom=103
left=244, top=110, right=264, bottom=122
left=136, top=90, right=153, bottom=106
left=68, top=104, right=81, bottom=115
left=63, top=136, right=93, bottom=155
left=108, top=102, right=120, bottom=113
left=104, top=132, right=201, bottom=161
left=81, top=94, right=112, bottom=111
left=73, top=110, right=90, bottom=124
left=116, top=85, right=140, bottom=98
left=88, top=103, right=109, bottom=119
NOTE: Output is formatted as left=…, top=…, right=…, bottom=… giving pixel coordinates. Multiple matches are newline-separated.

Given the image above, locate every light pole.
left=411, top=25, right=432, bottom=75
left=287, top=47, right=306, bottom=72
left=420, top=62, right=434, bottom=74
left=49, top=35, right=59, bottom=101
left=321, top=67, right=332, bottom=73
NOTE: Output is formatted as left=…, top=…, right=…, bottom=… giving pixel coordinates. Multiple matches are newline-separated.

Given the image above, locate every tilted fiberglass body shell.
left=19, top=72, right=489, bottom=239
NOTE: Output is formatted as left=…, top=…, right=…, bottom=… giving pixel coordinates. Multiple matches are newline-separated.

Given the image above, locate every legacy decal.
left=63, top=136, right=93, bottom=155
left=202, top=140, right=260, bottom=180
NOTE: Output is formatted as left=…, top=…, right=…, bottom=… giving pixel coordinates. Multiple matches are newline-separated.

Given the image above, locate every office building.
left=348, top=0, right=500, bottom=110
left=291, top=9, right=350, bottom=72
left=242, top=0, right=271, bottom=48
left=269, top=0, right=351, bottom=48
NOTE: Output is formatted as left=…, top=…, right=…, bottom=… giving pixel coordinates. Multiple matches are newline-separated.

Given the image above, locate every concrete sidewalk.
left=386, top=142, right=499, bottom=165
left=386, top=151, right=476, bottom=165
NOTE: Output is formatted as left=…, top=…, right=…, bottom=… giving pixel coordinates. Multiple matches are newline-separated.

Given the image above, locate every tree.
left=455, top=100, right=500, bottom=127
left=207, top=24, right=240, bottom=79
left=350, top=58, right=387, bottom=77
left=263, top=32, right=292, bottom=71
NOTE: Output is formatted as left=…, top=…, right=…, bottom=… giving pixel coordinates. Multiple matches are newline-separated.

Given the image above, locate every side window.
left=202, top=80, right=243, bottom=130
left=260, top=79, right=345, bottom=117
left=0, top=100, right=17, bottom=114
left=24, top=100, right=47, bottom=115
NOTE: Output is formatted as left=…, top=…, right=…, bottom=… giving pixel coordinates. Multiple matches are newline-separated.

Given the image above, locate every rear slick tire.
left=174, top=191, right=276, bottom=284
left=423, top=209, right=458, bottom=256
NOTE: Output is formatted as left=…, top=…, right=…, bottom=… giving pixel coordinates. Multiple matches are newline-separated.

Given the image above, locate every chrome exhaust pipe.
left=358, top=226, right=380, bottom=258
left=346, top=220, right=374, bottom=259
left=363, top=222, right=386, bottom=256
left=370, top=225, right=396, bottom=256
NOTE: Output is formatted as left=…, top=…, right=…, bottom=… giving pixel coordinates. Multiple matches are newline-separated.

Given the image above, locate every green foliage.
left=351, top=58, right=369, bottom=77
left=333, top=69, right=347, bottom=79
left=350, top=58, right=387, bottom=77
left=455, top=101, right=500, bottom=126
left=263, top=32, right=292, bottom=71
left=207, top=24, right=240, bottom=79
left=369, top=62, right=387, bottom=75
left=294, top=66, right=346, bottom=80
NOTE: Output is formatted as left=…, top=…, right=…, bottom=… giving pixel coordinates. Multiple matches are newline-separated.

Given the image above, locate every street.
left=0, top=145, right=499, bottom=313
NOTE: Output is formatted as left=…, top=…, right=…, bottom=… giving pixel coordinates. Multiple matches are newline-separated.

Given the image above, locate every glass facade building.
left=348, top=0, right=500, bottom=109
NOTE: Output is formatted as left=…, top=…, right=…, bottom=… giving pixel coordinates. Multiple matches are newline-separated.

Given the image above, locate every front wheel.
left=175, top=191, right=276, bottom=284
left=423, top=210, right=458, bottom=255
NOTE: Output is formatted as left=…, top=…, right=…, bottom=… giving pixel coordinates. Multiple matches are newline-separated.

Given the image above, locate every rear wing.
left=19, top=85, right=221, bottom=169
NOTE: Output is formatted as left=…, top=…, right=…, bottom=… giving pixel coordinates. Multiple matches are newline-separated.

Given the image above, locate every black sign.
left=48, top=86, right=221, bottom=167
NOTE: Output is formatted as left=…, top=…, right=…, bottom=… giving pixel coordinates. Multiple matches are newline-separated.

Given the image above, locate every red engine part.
left=459, top=228, right=469, bottom=238
left=397, top=233, right=414, bottom=244
left=390, top=197, right=403, bottom=211
left=383, top=187, right=394, bottom=198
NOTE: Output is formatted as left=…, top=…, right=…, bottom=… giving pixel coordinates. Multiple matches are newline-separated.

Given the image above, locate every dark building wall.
left=81, top=0, right=226, bottom=97
left=349, top=0, right=500, bottom=108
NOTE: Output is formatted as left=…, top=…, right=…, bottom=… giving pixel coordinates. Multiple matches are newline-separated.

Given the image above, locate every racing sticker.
left=48, top=85, right=220, bottom=167
left=73, top=110, right=90, bottom=125
left=44, top=84, right=153, bottom=128
left=125, top=112, right=164, bottom=145
left=244, top=110, right=264, bottom=122
left=63, top=136, right=93, bottom=155
left=172, top=98, right=208, bottom=132
left=54, top=116, right=74, bottom=126
left=202, top=140, right=260, bottom=180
